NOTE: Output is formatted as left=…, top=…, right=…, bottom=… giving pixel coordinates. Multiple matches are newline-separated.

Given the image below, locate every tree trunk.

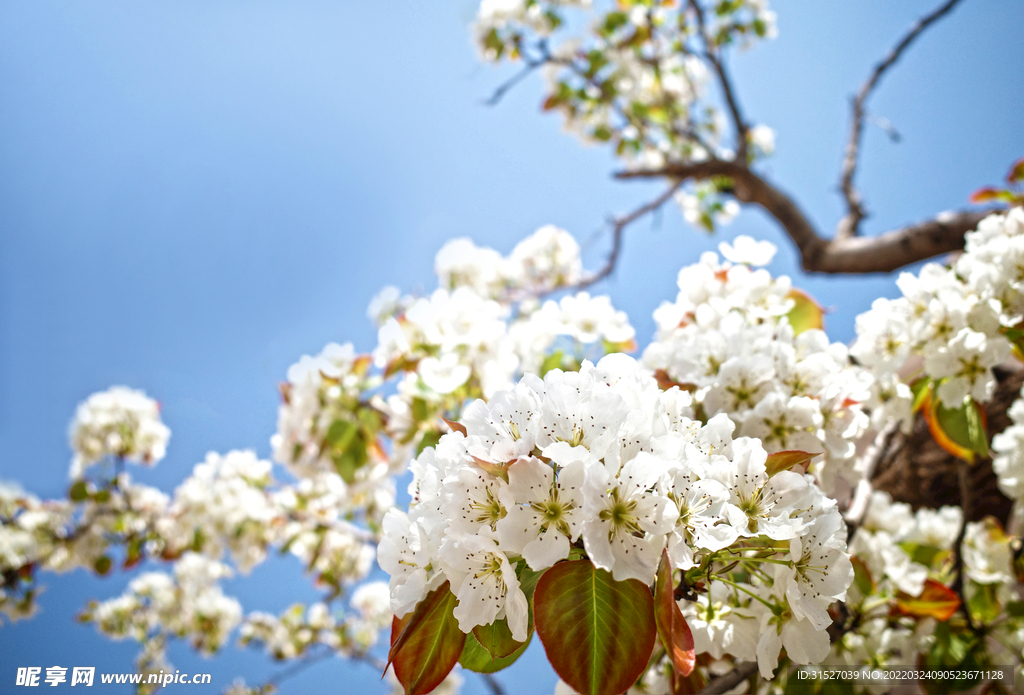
left=871, top=363, right=1021, bottom=525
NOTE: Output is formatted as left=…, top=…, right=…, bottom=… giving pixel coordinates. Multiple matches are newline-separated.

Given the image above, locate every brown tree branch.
left=695, top=662, right=758, bottom=695
left=837, top=0, right=966, bottom=239
left=616, top=161, right=991, bottom=274
left=573, top=180, right=685, bottom=290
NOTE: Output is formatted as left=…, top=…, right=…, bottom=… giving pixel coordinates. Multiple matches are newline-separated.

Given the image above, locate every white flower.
left=719, top=235, right=777, bottom=267
left=581, top=452, right=676, bottom=583
left=776, top=511, right=852, bottom=630
left=419, top=353, right=472, bottom=395
left=440, top=466, right=508, bottom=537
left=708, top=437, right=811, bottom=541
left=440, top=529, right=529, bottom=641
left=962, top=519, right=1013, bottom=585
left=664, top=466, right=736, bottom=570
left=378, top=510, right=444, bottom=617
left=496, top=457, right=585, bottom=570
left=748, top=125, right=776, bottom=157
left=68, top=387, right=170, bottom=479
left=924, top=328, right=1010, bottom=408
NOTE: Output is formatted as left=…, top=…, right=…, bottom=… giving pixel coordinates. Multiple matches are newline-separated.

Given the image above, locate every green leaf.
left=324, top=418, right=358, bottom=450
left=415, top=429, right=442, bottom=457
left=926, top=396, right=989, bottom=463
left=69, top=480, right=89, bottom=502
left=388, top=582, right=466, bottom=695
left=850, top=556, right=875, bottom=597
left=459, top=630, right=531, bottom=674
left=533, top=559, right=657, bottom=695
left=967, top=582, right=1001, bottom=624
left=324, top=419, right=368, bottom=482
left=1004, top=600, right=1024, bottom=617
left=411, top=397, right=431, bottom=423
left=473, top=618, right=525, bottom=659
left=93, top=556, right=112, bottom=575
left=963, top=399, right=989, bottom=458
left=785, top=288, right=825, bottom=335
left=765, top=450, right=819, bottom=477
left=654, top=550, right=694, bottom=678
left=920, top=622, right=983, bottom=694
left=540, top=351, right=565, bottom=377
left=910, top=377, right=932, bottom=414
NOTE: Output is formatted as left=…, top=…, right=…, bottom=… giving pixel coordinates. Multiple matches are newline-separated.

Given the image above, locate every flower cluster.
left=81, top=552, right=242, bottom=692
left=240, top=581, right=391, bottom=661
left=851, top=210, right=1024, bottom=423
left=68, top=387, right=171, bottom=479
left=474, top=1, right=777, bottom=231
left=823, top=491, right=1024, bottom=691
left=644, top=237, right=871, bottom=492
left=381, top=353, right=852, bottom=678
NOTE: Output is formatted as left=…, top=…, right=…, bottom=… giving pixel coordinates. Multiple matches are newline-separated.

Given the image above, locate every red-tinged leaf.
left=441, top=417, right=467, bottom=437
left=653, top=369, right=698, bottom=393
left=278, top=382, right=292, bottom=405
left=654, top=550, right=695, bottom=678
left=1007, top=156, right=1024, bottom=185
left=970, top=187, right=1005, bottom=204
left=765, top=450, right=819, bottom=477
left=351, top=354, right=373, bottom=376
left=471, top=455, right=510, bottom=482
left=921, top=392, right=988, bottom=464
left=473, top=618, right=525, bottom=659
left=850, top=556, right=875, bottom=596
left=786, top=288, right=825, bottom=335
left=896, top=579, right=961, bottom=622
left=534, top=560, right=657, bottom=695
left=387, top=582, right=466, bottom=695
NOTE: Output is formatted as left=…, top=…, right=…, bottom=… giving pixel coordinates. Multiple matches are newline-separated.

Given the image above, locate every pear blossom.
left=496, top=457, right=585, bottom=570
left=440, top=529, right=529, bottom=641
left=68, top=387, right=170, bottom=479
left=581, top=452, right=677, bottom=583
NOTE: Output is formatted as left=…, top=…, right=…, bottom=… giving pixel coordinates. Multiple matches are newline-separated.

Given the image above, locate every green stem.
left=715, top=577, right=776, bottom=610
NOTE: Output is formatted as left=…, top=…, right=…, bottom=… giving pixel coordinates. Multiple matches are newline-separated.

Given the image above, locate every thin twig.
left=483, top=41, right=551, bottom=106
left=952, top=462, right=982, bottom=635
left=264, top=649, right=334, bottom=688
left=837, top=0, right=966, bottom=239
left=481, top=672, right=505, bottom=695
left=689, top=0, right=748, bottom=160
left=573, top=180, right=685, bottom=290
left=695, top=662, right=758, bottom=695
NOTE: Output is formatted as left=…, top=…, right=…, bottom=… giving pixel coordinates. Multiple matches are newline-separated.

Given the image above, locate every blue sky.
left=1, top=1, right=1022, bottom=693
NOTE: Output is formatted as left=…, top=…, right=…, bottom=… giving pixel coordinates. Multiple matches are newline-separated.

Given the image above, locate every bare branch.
left=695, top=662, right=758, bottom=695
left=951, top=461, right=982, bottom=635
left=481, top=673, right=505, bottom=695
left=574, top=180, right=685, bottom=290
left=483, top=41, right=552, bottom=107
left=689, top=0, right=749, bottom=160
left=616, top=161, right=992, bottom=273
left=837, top=0, right=966, bottom=239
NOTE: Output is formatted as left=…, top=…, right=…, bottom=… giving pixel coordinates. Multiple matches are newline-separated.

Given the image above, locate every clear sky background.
left=1, top=1, right=1022, bottom=693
